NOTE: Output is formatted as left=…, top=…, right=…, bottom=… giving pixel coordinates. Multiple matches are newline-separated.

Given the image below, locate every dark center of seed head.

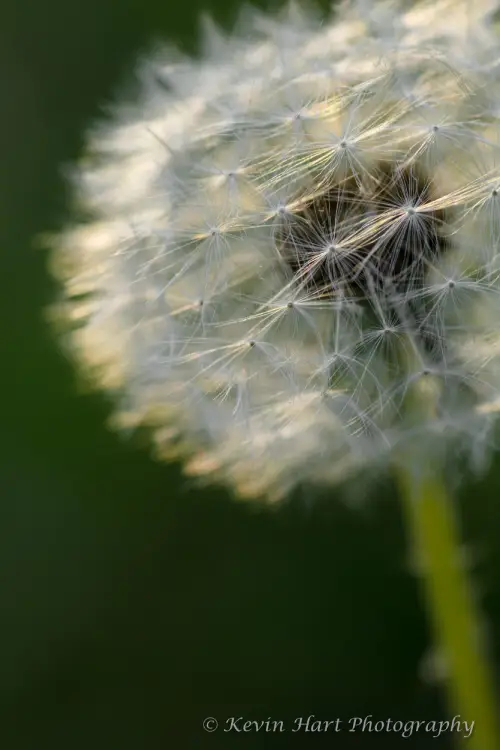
left=276, top=163, right=448, bottom=299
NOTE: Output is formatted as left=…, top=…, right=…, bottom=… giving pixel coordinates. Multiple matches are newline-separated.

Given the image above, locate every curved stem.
left=397, top=466, right=498, bottom=749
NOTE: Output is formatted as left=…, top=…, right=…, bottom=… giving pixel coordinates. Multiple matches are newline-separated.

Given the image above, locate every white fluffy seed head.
left=50, top=0, right=500, bottom=500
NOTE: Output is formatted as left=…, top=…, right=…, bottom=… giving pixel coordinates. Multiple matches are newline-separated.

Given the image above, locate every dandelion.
left=48, top=0, right=500, bottom=746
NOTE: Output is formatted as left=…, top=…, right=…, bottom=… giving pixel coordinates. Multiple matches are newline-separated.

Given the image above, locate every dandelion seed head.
left=51, top=0, right=500, bottom=499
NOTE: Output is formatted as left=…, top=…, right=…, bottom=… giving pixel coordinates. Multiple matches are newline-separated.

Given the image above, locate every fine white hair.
left=51, top=0, right=500, bottom=499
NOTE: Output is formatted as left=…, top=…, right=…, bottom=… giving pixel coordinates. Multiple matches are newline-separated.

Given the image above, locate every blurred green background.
left=2, top=0, right=500, bottom=747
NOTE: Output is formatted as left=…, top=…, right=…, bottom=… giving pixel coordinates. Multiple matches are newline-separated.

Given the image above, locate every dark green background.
left=2, top=1, right=500, bottom=747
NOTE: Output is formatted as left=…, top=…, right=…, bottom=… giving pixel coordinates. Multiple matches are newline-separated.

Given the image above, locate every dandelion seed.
left=50, top=0, right=500, bottom=500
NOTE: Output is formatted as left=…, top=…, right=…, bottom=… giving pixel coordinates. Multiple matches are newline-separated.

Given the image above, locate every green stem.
left=397, top=466, right=498, bottom=749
